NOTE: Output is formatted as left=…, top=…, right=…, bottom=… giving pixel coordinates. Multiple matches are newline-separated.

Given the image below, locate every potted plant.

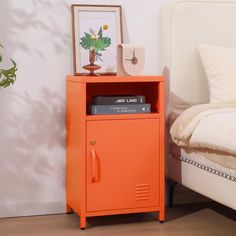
left=0, top=42, right=17, bottom=88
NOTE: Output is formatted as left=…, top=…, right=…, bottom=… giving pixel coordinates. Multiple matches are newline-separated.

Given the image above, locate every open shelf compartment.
left=86, top=81, right=160, bottom=116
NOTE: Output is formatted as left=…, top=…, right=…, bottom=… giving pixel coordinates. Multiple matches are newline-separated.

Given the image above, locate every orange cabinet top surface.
left=67, top=75, right=164, bottom=83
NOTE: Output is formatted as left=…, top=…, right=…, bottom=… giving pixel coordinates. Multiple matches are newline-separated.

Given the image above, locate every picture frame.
left=71, top=4, right=123, bottom=75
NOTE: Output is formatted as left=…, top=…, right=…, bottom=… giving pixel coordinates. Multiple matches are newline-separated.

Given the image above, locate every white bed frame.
left=160, top=0, right=236, bottom=210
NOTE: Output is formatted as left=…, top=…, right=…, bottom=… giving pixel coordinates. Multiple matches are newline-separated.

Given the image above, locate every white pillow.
left=198, top=44, right=236, bottom=103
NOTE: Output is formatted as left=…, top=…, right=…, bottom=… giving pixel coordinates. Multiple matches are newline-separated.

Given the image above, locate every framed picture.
left=72, top=4, right=123, bottom=75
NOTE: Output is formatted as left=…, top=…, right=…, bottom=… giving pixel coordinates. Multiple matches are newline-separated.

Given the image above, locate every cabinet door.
left=86, top=119, right=160, bottom=212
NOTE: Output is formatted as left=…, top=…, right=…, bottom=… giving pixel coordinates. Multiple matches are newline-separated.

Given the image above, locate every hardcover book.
left=90, top=104, right=151, bottom=115
left=92, top=95, right=145, bottom=105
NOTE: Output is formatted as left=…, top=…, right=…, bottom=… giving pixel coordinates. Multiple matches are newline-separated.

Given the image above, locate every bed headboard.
left=160, top=0, right=236, bottom=105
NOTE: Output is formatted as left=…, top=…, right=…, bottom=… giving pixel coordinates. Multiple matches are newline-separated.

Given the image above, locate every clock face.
left=123, top=47, right=145, bottom=76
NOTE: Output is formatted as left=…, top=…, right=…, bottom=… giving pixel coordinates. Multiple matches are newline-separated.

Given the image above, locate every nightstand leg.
left=80, top=216, right=86, bottom=229
left=66, top=204, right=72, bottom=214
left=159, top=210, right=165, bottom=223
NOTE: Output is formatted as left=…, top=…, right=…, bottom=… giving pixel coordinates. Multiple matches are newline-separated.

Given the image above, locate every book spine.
left=93, top=96, right=145, bottom=105
left=91, top=104, right=151, bottom=115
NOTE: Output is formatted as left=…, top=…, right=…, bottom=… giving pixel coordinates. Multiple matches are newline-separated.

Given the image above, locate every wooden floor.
left=0, top=202, right=235, bottom=236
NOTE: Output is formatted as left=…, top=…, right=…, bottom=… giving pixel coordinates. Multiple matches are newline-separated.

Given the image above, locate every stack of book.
left=90, top=95, right=151, bottom=115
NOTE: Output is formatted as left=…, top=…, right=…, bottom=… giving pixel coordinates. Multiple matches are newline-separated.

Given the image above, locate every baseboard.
left=0, top=201, right=65, bottom=218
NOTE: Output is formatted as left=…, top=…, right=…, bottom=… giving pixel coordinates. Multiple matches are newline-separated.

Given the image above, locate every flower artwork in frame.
left=72, top=5, right=123, bottom=75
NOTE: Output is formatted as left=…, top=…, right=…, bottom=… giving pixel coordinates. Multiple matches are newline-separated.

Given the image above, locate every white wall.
left=0, top=0, right=169, bottom=217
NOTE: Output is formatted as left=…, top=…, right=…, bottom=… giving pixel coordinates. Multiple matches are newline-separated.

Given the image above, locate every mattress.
left=168, top=107, right=236, bottom=180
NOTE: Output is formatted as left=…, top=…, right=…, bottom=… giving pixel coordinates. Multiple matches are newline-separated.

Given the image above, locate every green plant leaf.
left=98, top=27, right=103, bottom=38
left=10, top=59, right=17, bottom=68
left=95, top=52, right=103, bottom=62
left=0, top=43, right=17, bottom=88
left=101, top=37, right=111, bottom=50
left=80, top=37, right=92, bottom=49
left=0, top=57, right=17, bottom=89
left=80, top=31, right=97, bottom=50
left=95, top=37, right=111, bottom=51
left=84, top=32, right=91, bottom=38
left=95, top=38, right=105, bottom=51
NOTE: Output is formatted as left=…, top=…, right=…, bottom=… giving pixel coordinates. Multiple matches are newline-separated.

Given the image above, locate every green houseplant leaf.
left=0, top=42, right=17, bottom=88
left=97, top=27, right=103, bottom=38
left=101, top=37, right=111, bottom=50
left=80, top=32, right=97, bottom=50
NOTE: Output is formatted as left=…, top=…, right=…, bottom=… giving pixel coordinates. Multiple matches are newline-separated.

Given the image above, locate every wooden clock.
left=117, top=44, right=145, bottom=76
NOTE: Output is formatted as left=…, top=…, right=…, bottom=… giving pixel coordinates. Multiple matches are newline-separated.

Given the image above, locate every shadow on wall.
left=0, top=88, right=66, bottom=217
left=0, top=0, right=72, bottom=217
left=6, top=88, right=65, bottom=149
left=0, top=0, right=71, bottom=58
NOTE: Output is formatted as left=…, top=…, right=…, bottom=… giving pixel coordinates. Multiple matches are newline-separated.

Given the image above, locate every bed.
left=160, top=0, right=236, bottom=210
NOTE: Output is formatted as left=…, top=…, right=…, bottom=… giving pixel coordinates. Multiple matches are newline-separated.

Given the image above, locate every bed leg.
left=169, top=180, right=177, bottom=208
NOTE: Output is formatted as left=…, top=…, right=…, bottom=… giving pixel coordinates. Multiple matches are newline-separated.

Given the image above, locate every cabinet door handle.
left=91, top=149, right=98, bottom=183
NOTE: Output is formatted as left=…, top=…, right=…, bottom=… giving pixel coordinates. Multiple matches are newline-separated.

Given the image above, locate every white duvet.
left=170, top=102, right=236, bottom=156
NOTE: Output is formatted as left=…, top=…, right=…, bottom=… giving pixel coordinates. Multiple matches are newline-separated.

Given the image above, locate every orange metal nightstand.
left=66, top=76, right=165, bottom=229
